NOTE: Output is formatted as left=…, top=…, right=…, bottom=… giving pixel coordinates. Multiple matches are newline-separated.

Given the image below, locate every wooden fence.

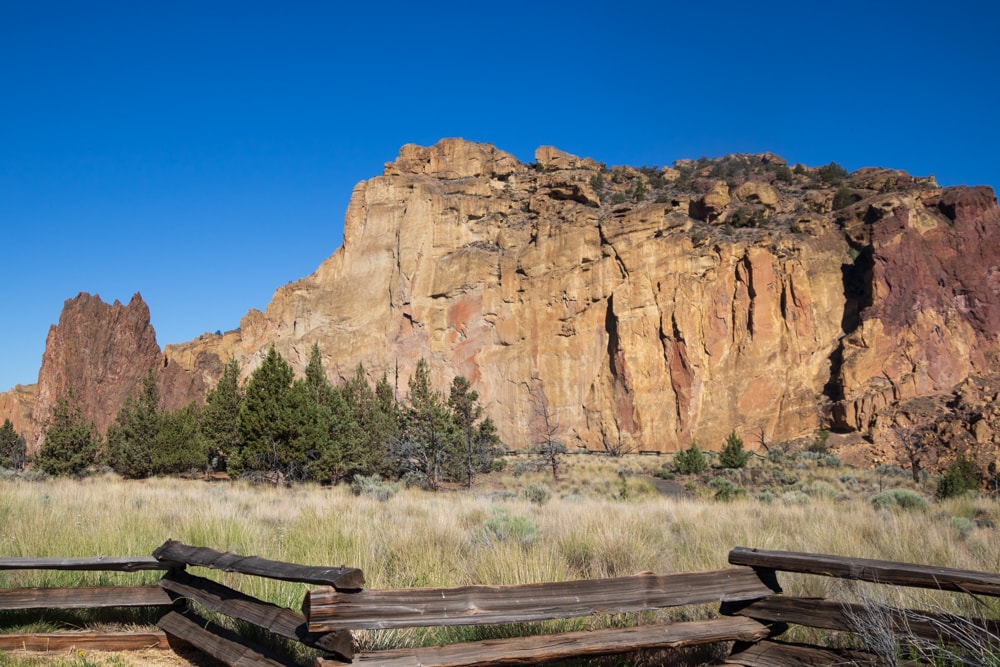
left=1, top=541, right=999, bottom=666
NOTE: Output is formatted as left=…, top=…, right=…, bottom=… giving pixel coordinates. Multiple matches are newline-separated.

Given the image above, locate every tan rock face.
left=160, top=141, right=851, bottom=452
left=5, top=140, right=1000, bottom=459
left=733, top=181, right=779, bottom=208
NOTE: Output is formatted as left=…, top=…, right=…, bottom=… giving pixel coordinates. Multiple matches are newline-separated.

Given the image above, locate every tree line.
left=12, top=344, right=503, bottom=488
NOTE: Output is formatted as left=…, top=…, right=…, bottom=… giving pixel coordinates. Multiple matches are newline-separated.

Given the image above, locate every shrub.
left=832, top=186, right=858, bottom=210
left=756, top=490, right=776, bottom=503
left=816, top=161, right=849, bottom=185
left=870, top=489, right=929, bottom=511
left=936, top=453, right=980, bottom=500
left=807, top=429, right=830, bottom=454
left=708, top=477, right=745, bottom=502
left=718, top=432, right=750, bottom=469
left=952, top=517, right=977, bottom=539
left=673, top=443, right=708, bottom=475
left=482, top=509, right=540, bottom=548
left=351, top=474, right=400, bottom=501
left=521, top=483, right=551, bottom=505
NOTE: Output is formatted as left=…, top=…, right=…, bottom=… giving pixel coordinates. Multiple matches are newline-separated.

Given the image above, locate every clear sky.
left=2, top=1, right=998, bottom=392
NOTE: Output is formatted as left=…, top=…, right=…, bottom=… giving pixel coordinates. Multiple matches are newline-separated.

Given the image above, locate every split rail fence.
left=1, top=541, right=999, bottom=665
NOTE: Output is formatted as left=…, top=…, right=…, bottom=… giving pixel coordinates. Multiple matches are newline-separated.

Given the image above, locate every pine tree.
left=0, top=418, right=26, bottom=471
left=202, top=357, right=244, bottom=472
left=153, top=402, right=208, bottom=475
left=719, top=431, right=750, bottom=469
left=448, top=375, right=501, bottom=487
left=235, top=345, right=302, bottom=478
left=35, top=389, right=98, bottom=476
left=105, top=370, right=161, bottom=478
left=395, top=359, right=458, bottom=489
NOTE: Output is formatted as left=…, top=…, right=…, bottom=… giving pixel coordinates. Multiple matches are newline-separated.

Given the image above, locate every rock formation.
left=28, top=293, right=162, bottom=448
left=5, top=139, right=1000, bottom=467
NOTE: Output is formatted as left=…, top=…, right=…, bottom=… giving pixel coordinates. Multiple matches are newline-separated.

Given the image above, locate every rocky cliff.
left=29, top=293, right=162, bottom=446
left=7, top=139, right=1000, bottom=463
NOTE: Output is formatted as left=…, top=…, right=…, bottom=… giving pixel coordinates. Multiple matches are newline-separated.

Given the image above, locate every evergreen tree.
left=303, top=343, right=334, bottom=405
left=448, top=375, right=501, bottom=487
left=0, top=418, right=26, bottom=471
left=394, top=359, right=458, bottom=489
left=153, top=402, right=208, bottom=475
left=673, top=442, right=708, bottom=474
left=370, top=372, right=401, bottom=475
left=936, top=452, right=980, bottom=499
left=719, top=431, right=750, bottom=469
left=202, top=357, right=244, bottom=471
left=234, top=345, right=303, bottom=478
left=105, top=370, right=161, bottom=478
left=35, top=389, right=98, bottom=476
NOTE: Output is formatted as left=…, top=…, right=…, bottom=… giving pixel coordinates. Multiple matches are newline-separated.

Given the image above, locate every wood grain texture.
left=726, top=639, right=880, bottom=666
left=0, top=585, right=174, bottom=611
left=159, top=570, right=352, bottom=660
left=729, top=546, right=1000, bottom=595
left=0, top=631, right=171, bottom=651
left=313, top=617, right=770, bottom=667
left=725, top=594, right=1000, bottom=644
left=0, top=556, right=181, bottom=572
left=158, top=610, right=300, bottom=667
left=153, top=540, right=364, bottom=590
left=305, top=567, right=776, bottom=631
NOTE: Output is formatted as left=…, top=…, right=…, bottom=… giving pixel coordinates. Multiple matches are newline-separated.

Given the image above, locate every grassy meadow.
left=1, top=452, right=999, bottom=664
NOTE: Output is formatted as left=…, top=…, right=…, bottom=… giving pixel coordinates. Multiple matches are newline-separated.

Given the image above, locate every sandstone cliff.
left=7, top=139, right=1000, bottom=463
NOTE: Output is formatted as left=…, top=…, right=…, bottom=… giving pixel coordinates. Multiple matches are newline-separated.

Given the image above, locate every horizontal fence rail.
left=304, top=568, right=778, bottom=631
left=729, top=546, right=1000, bottom=595
left=1, top=542, right=998, bottom=666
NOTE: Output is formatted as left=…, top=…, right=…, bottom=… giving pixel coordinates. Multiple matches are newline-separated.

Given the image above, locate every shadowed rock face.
left=6, top=140, right=1000, bottom=459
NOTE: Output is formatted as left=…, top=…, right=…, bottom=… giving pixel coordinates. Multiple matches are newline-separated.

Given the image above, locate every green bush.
left=521, top=483, right=552, bottom=505
left=936, top=453, right=980, bottom=499
left=673, top=443, right=708, bottom=474
left=816, top=161, right=849, bottom=185
left=807, top=429, right=830, bottom=453
left=482, top=508, right=540, bottom=548
left=870, top=489, right=929, bottom=511
left=832, top=186, right=858, bottom=210
left=709, top=477, right=745, bottom=502
left=718, top=431, right=750, bottom=469
left=351, top=474, right=400, bottom=501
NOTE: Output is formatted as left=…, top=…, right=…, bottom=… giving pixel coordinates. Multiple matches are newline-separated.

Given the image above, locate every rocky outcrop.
left=5, top=139, right=1000, bottom=462
left=29, top=293, right=162, bottom=451
left=831, top=186, right=1000, bottom=432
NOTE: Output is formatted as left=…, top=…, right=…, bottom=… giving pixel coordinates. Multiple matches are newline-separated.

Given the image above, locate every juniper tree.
left=395, top=359, right=458, bottom=490
left=234, top=345, right=302, bottom=478
left=105, top=370, right=161, bottom=478
left=0, top=418, right=26, bottom=471
left=35, top=388, right=98, bottom=476
left=153, top=402, right=208, bottom=475
left=448, top=375, right=502, bottom=488
left=201, top=357, right=244, bottom=471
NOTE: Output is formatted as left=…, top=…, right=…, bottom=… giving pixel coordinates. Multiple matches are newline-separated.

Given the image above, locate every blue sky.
left=2, top=1, right=998, bottom=391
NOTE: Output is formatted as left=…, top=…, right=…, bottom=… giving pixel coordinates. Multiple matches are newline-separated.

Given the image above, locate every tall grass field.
left=1, top=454, right=998, bottom=665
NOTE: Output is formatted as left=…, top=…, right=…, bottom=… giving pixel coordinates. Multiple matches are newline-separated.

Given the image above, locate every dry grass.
left=1, top=453, right=998, bottom=664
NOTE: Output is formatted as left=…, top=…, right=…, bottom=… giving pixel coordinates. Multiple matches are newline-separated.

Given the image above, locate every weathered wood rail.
left=1, top=543, right=997, bottom=666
